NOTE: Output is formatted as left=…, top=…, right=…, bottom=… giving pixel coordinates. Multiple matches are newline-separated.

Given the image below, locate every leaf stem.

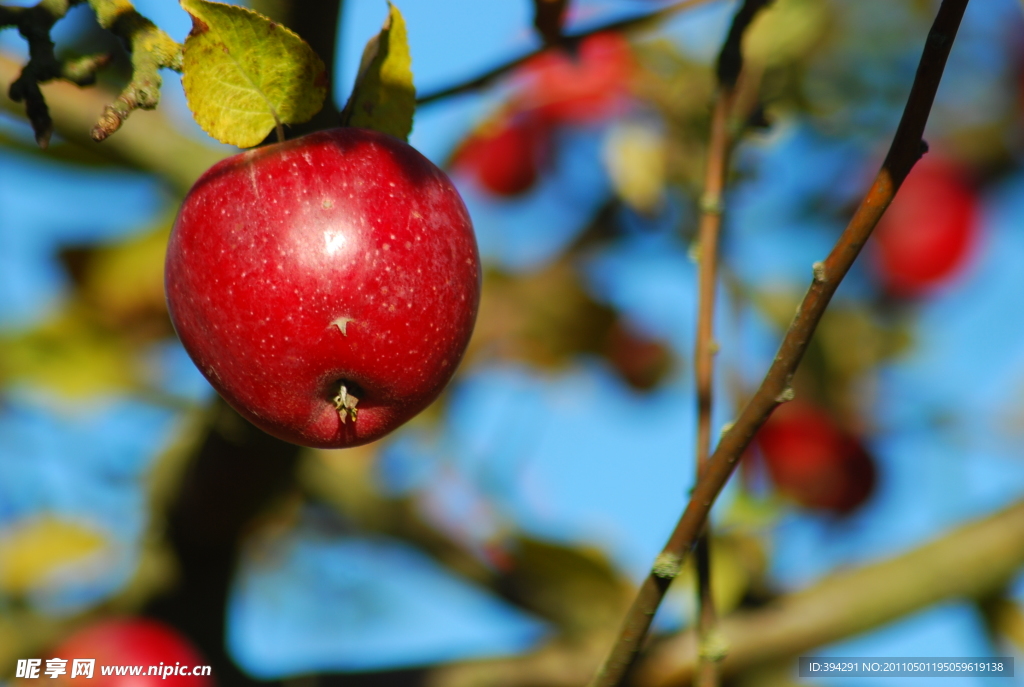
left=587, top=1, right=970, bottom=686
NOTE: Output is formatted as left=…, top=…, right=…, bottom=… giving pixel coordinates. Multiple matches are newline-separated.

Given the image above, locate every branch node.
left=652, top=552, right=683, bottom=579
left=698, top=629, right=730, bottom=662
left=688, top=240, right=701, bottom=263
left=699, top=192, right=724, bottom=216
left=812, top=261, right=828, bottom=284
left=775, top=387, right=795, bottom=403
left=719, top=421, right=734, bottom=437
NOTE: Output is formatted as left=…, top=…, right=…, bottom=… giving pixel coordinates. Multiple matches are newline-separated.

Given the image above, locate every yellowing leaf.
left=180, top=0, right=327, bottom=147
left=0, top=304, right=139, bottom=397
left=0, top=517, right=108, bottom=595
left=603, top=122, right=666, bottom=213
left=84, top=220, right=172, bottom=323
left=341, top=3, right=415, bottom=141
left=743, top=0, right=829, bottom=68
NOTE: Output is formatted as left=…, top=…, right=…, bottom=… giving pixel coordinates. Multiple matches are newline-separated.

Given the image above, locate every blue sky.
left=3, top=0, right=1024, bottom=683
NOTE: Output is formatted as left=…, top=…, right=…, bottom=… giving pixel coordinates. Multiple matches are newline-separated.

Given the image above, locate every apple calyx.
left=333, top=383, right=360, bottom=424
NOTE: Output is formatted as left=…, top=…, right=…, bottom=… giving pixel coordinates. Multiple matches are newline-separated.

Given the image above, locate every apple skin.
left=453, top=112, right=552, bottom=196
left=871, top=156, right=979, bottom=297
left=49, top=618, right=212, bottom=687
left=754, top=400, right=876, bottom=514
left=166, top=128, right=481, bottom=448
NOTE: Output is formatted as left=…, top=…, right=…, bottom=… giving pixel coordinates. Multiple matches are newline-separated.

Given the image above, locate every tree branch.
left=0, top=52, right=224, bottom=194
left=691, top=3, right=771, bottom=685
left=1, top=0, right=182, bottom=146
left=2, top=0, right=82, bottom=147
left=84, top=0, right=182, bottom=141
left=587, top=2, right=970, bottom=686
left=637, top=499, right=1024, bottom=686
left=416, top=0, right=719, bottom=106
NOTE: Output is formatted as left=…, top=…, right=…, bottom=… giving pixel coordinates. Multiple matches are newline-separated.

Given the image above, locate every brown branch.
left=2, top=0, right=82, bottom=147
left=587, top=1, right=970, bottom=686
left=416, top=0, right=720, bottom=105
left=691, top=2, right=771, bottom=684
left=637, top=499, right=1024, bottom=686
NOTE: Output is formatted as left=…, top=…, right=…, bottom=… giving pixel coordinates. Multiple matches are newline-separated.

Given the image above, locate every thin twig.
left=587, top=2, right=970, bottom=686
left=1, top=0, right=182, bottom=145
left=691, top=4, right=771, bottom=685
left=86, top=0, right=182, bottom=141
left=416, top=0, right=720, bottom=105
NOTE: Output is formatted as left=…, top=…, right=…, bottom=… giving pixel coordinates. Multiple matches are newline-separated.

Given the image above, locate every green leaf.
left=0, top=517, right=109, bottom=595
left=180, top=0, right=327, bottom=148
left=341, top=3, right=415, bottom=141
left=0, top=304, right=139, bottom=398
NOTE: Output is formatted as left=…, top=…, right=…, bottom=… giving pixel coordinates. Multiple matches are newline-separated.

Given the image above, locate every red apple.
left=871, top=155, right=979, bottom=296
left=754, top=400, right=876, bottom=514
left=513, top=32, right=634, bottom=125
left=453, top=111, right=552, bottom=196
left=166, top=128, right=481, bottom=448
left=47, top=618, right=211, bottom=687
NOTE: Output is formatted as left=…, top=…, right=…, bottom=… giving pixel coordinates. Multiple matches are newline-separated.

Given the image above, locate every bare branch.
left=85, top=0, right=182, bottom=141
left=587, top=2, right=970, bottom=686
left=637, top=499, right=1024, bottom=686
left=691, top=2, right=772, bottom=685
left=0, top=0, right=182, bottom=145
left=2, top=0, right=81, bottom=147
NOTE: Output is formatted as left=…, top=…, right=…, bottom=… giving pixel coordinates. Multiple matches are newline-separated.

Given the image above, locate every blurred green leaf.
left=503, top=537, right=631, bottom=635
left=468, top=260, right=617, bottom=369
left=0, top=517, right=108, bottom=595
left=79, top=220, right=172, bottom=330
left=603, top=122, right=666, bottom=214
left=743, top=0, right=830, bottom=68
left=671, top=533, right=768, bottom=618
left=0, top=304, right=140, bottom=397
left=180, top=0, right=327, bottom=147
left=341, top=3, right=415, bottom=141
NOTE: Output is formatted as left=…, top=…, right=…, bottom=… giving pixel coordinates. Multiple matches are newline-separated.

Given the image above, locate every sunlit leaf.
left=743, top=0, right=829, bottom=67
left=503, top=537, right=630, bottom=634
left=603, top=122, right=666, bottom=214
left=672, top=533, right=768, bottom=617
left=180, top=0, right=327, bottom=147
left=0, top=304, right=139, bottom=397
left=81, top=220, right=172, bottom=328
left=341, top=3, right=415, bottom=141
left=0, top=517, right=108, bottom=595
left=467, top=260, right=616, bottom=369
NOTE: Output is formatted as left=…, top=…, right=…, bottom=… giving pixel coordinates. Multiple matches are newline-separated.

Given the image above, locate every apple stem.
left=333, top=383, right=359, bottom=424
left=275, top=121, right=286, bottom=143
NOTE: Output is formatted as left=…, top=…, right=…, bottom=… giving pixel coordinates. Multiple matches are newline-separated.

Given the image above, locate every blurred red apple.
left=754, top=400, right=876, bottom=514
left=604, top=320, right=673, bottom=390
left=871, top=156, right=980, bottom=296
left=453, top=112, right=552, bottom=196
left=514, top=32, right=634, bottom=124
left=48, top=618, right=211, bottom=687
